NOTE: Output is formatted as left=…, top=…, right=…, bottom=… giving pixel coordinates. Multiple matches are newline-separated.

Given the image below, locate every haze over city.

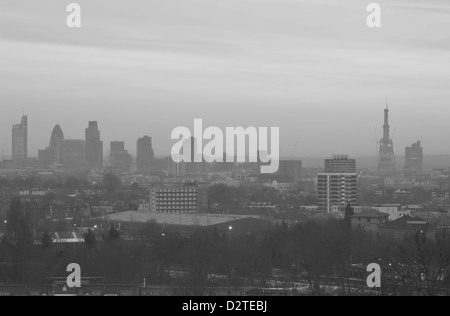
left=1, top=0, right=450, bottom=158
left=3, top=0, right=450, bottom=299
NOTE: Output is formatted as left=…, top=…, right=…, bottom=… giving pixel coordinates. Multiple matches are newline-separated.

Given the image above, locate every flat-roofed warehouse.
left=105, top=211, right=272, bottom=235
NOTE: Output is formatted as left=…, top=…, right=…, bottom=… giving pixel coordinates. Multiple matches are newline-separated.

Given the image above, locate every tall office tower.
left=136, top=136, right=154, bottom=173
left=377, top=106, right=396, bottom=175
left=85, top=121, right=103, bottom=170
left=61, top=139, right=87, bottom=172
left=38, top=125, right=65, bottom=167
left=317, top=155, right=357, bottom=213
left=278, top=160, right=303, bottom=183
left=109, top=141, right=132, bottom=173
left=110, top=141, right=125, bottom=154
left=12, top=115, right=28, bottom=161
left=405, top=141, right=423, bottom=173
left=49, top=124, right=65, bottom=162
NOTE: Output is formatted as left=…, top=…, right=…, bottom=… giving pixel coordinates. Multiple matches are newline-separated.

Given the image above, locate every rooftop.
left=352, top=210, right=389, bottom=219
left=105, top=211, right=263, bottom=227
left=381, top=216, right=427, bottom=231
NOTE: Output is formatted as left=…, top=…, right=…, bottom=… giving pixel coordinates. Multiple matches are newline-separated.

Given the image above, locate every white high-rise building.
left=317, top=155, right=357, bottom=213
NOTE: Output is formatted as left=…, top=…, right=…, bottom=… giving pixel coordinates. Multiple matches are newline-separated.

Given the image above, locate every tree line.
left=1, top=198, right=450, bottom=295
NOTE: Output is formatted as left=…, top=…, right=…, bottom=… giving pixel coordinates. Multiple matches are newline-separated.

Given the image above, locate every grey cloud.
left=0, top=0, right=449, bottom=157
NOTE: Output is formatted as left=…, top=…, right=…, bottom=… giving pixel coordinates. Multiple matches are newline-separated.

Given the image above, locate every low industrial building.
left=105, top=211, right=272, bottom=235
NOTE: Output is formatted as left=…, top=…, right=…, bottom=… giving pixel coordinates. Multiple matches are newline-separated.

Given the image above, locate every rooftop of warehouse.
left=105, top=211, right=266, bottom=227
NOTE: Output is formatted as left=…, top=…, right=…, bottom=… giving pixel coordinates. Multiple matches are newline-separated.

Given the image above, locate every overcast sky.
left=1, top=0, right=449, bottom=158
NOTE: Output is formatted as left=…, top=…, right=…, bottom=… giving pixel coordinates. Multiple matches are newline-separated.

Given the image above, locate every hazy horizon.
left=1, top=0, right=450, bottom=158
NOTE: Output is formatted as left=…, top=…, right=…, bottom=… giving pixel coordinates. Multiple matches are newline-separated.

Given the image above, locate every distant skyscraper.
left=85, top=121, right=103, bottom=170
left=109, top=141, right=132, bottom=173
left=377, top=106, right=396, bottom=175
left=61, top=139, right=87, bottom=172
left=405, top=141, right=423, bottom=173
left=278, top=160, right=303, bottom=183
left=38, top=124, right=65, bottom=167
left=49, top=124, right=65, bottom=158
left=317, top=155, right=357, bottom=213
left=137, top=136, right=154, bottom=173
left=110, top=141, right=125, bottom=154
left=12, top=115, right=28, bottom=161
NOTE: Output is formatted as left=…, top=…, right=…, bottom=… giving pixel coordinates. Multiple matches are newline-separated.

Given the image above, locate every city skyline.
left=2, top=0, right=450, bottom=158
left=1, top=0, right=450, bottom=297
left=0, top=106, right=444, bottom=163
left=5, top=111, right=450, bottom=174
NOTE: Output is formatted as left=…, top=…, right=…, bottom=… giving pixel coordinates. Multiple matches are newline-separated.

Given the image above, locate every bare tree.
left=392, top=229, right=450, bottom=296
